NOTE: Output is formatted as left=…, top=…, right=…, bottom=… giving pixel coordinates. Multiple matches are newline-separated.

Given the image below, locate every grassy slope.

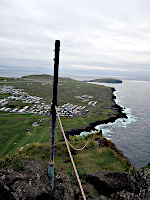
left=0, top=133, right=130, bottom=178
left=0, top=75, right=121, bottom=156
left=23, top=74, right=53, bottom=81
left=0, top=114, right=64, bottom=156
left=0, top=114, right=45, bottom=155
left=0, top=138, right=133, bottom=199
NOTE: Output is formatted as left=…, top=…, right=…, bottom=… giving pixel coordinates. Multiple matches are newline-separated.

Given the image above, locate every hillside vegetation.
left=0, top=75, right=124, bottom=156
left=0, top=133, right=131, bottom=176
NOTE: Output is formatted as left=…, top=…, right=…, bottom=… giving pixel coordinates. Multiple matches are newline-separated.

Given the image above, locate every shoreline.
left=66, top=88, right=127, bottom=138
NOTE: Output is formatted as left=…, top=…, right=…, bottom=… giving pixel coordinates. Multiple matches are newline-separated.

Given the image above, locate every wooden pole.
left=49, top=40, right=60, bottom=188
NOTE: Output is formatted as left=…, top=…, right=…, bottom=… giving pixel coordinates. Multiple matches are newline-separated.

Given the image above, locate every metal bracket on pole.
left=49, top=40, right=60, bottom=189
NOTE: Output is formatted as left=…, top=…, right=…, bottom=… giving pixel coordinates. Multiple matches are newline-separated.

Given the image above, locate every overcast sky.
left=0, top=0, right=150, bottom=80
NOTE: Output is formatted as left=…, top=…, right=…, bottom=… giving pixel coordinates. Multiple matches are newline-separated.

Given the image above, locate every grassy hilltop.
left=0, top=74, right=131, bottom=175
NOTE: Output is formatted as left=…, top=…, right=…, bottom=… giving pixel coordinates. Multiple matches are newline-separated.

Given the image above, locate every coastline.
left=66, top=88, right=127, bottom=137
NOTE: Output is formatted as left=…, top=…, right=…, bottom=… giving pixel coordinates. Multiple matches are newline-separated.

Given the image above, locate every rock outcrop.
left=94, top=137, right=131, bottom=167
left=86, top=170, right=131, bottom=196
left=52, top=172, right=75, bottom=200
left=86, top=169, right=150, bottom=199
left=0, top=159, right=52, bottom=200
left=0, top=159, right=150, bottom=200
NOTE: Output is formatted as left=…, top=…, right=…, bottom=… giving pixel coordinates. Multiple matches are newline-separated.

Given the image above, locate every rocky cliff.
left=0, top=135, right=149, bottom=200
left=0, top=158, right=150, bottom=200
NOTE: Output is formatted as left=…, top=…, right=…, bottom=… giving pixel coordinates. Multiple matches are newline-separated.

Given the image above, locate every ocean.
left=80, top=80, right=150, bottom=169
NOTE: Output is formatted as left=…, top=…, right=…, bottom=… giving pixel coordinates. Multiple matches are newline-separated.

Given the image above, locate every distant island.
left=89, top=78, right=122, bottom=83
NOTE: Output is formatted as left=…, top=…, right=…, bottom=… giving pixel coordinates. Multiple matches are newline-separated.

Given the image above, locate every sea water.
left=80, top=80, right=150, bottom=169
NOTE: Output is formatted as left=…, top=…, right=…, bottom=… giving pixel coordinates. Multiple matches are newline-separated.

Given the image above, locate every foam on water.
left=101, top=129, right=112, bottom=139
left=79, top=85, right=137, bottom=141
left=96, top=107, right=137, bottom=137
left=83, top=80, right=150, bottom=169
left=80, top=130, right=96, bottom=137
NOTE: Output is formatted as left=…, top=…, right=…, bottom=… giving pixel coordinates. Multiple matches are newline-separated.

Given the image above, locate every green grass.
left=0, top=134, right=130, bottom=176
left=142, top=163, right=150, bottom=169
left=0, top=93, right=11, bottom=99
left=5, top=100, right=32, bottom=109
left=0, top=77, right=23, bottom=82
left=22, top=74, right=53, bottom=81
left=0, top=114, right=64, bottom=156
left=0, top=75, right=122, bottom=156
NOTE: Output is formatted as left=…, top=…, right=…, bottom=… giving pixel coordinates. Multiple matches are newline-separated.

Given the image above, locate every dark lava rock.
left=85, top=170, right=131, bottom=196
left=130, top=168, right=150, bottom=199
left=0, top=159, right=150, bottom=200
left=85, top=169, right=150, bottom=200
left=0, top=159, right=52, bottom=200
left=95, top=137, right=109, bottom=148
left=0, top=159, right=76, bottom=200
left=111, top=190, right=141, bottom=200
left=87, top=195, right=111, bottom=200
left=52, top=172, right=75, bottom=200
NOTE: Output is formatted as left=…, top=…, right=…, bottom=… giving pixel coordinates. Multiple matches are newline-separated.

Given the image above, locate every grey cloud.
left=0, top=0, right=150, bottom=80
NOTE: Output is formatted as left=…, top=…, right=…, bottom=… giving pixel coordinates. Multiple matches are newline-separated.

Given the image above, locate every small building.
left=32, top=122, right=40, bottom=127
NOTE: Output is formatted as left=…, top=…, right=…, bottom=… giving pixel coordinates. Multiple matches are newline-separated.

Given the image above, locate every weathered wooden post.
left=49, top=40, right=60, bottom=189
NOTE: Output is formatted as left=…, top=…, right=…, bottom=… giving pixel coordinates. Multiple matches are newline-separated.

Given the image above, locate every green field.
left=0, top=114, right=45, bottom=155
left=0, top=75, right=121, bottom=156
left=0, top=113, right=66, bottom=155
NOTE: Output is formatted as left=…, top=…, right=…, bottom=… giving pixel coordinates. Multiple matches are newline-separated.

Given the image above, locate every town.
left=0, top=85, right=97, bottom=117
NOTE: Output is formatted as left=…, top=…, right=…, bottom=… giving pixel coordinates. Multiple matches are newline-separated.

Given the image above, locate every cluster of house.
left=57, top=103, right=88, bottom=117
left=75, top=95, right=97, bottom=106
left=0, top=85, right=52, bottom=115
left=0, top=85, right=91, bottom=117
left=3, top=85, right=42, bottom=104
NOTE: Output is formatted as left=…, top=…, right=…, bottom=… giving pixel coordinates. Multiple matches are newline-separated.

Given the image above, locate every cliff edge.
left=0, top=159, right=150, bottom=200
left=0, top=135, right=150, bottom=200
